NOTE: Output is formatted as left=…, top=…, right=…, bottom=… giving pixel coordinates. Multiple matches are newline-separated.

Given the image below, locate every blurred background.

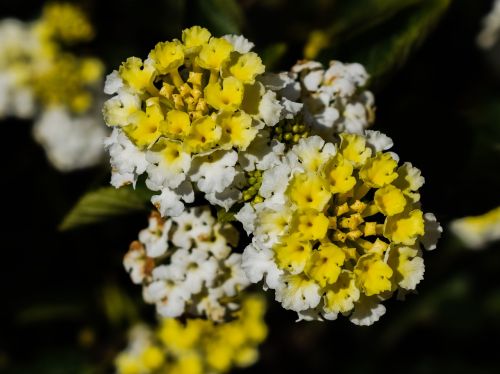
left=1, top=0, right=500, bottom=373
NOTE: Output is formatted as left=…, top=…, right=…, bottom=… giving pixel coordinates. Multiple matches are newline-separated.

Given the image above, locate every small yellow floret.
left=305, top=243, right=346, bottom=287
left=218, top=111, right=256, bottom=150
left=324, top=154, right=356, bottom=194
left=324, top=270, right=360, bottom=314
left=149, top=40, right=184, bottom=73
left=185, top=115, right=221, bottom=152
left=119, top=57, right=155, bottom=93
left=228, top=52, right=265, bottom=84
left=340, top=134, right=372, bottom=166
left=124, top=98, right=164, bottom=148
left=292, top=209, right=329, bottom=240
left=360, top=152, right=398, bottom=188
left=288, top=173, right=331, bottom=211
left=160, top=109, right=191, bottom=138
left=205, top=77, right=244, bottom=112
left=354, top=253, right=393, bottom=296
left=374, top=185, right=407, bottom=216
left=384, top=209, right=425, bottom=245
left=182, top=26, right=211, bottom=49
left=274, top=234, right=312, bottom=273
left=197, top=37, right=233, bottom=70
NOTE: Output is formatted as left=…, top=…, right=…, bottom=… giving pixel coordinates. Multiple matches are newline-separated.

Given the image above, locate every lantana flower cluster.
left=104, top=26, right=283, bottom=216
left=124, top=207, right=249, bottom=321
left=0, top=3, right=106, bottom=171
left=237, top=133, right=441, bottom=325
left=264, top=59, right=375, bottom=142
left=107, top=26, right=441, bottom=328
left=115, top=295, right=267, bottom=374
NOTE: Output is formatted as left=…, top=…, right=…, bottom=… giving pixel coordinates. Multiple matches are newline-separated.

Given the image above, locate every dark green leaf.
left=352, top=0, right=452, bottom=84
left=195, top=0, right=244, bottom=35
left=261, top=43, right=288, bottom=72
left=59, top=186, right=151, bottom=231
left=327, top=0, right=424, bottom=41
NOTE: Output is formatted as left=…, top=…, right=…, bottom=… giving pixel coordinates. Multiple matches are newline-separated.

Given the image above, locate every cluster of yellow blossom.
left=115, top=295, right=267, bottom=374
left=0, top=3, right=103, bottom=118
left=240, top=133, right=441, bottom=325
left=104, top=26, right=274, bottom=155
left=104, top=26, right=284, bottom=217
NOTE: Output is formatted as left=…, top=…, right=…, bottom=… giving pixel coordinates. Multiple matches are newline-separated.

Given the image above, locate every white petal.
left=349, top=297, right=386, bottom=326
left=222, top=34, right=255, bottom=53
left=365, top=130, right=393, bottom=152
left=259, top=90, right=282, bottom=126
left=241, top=242, right=283, bottom=290
left=105, top=128, right=148, bottom=188
left=235, top=203, right=257, bottom=235
left=104, top=70, right=123, bottom=95
left=421, top=213, right=442, bottom=251
left=190, top=150, right=238, bottom=194
left=151, top=187, right=184, bottom=217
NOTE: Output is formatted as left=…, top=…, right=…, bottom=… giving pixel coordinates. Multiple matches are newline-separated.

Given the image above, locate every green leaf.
left=59, top=186, right=151, bottom=231
left=261, top=43, right=288, bottom=71
left=352, top=0, right=452, bottom=84
left=196, top=0, right=245, bottom=35
left=327, top=0, right=424, bottom=41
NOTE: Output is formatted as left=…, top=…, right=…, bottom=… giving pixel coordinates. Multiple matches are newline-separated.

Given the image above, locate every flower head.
left=115, top=295, right=267, bottom=374
left=263, top=59, right=375, bottom=144
left=238, top=132, right=441, bottom=325
left=103, top=26, right=281, bottom=216
left=124, top=207, right=250, bottom=321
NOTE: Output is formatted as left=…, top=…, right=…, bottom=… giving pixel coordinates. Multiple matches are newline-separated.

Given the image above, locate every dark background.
left=1, top=0, right=500, bottom=373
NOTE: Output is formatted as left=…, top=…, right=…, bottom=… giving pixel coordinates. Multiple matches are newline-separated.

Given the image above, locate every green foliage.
left=261, top=43, right=288, bottom=72
left=59, top=186, right=152, bottom=231
left=327, top=0, right=423, bottom=41
left=351, top=0, right=452, bottom=84
left=195, top=0, right=244, bottom=35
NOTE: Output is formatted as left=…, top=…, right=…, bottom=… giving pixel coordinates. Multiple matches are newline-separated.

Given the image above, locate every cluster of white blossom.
left=124, top=207, right=249, bottom=321
left=262, top=59, right=375, bottom=141
left=0, top=4, right=107, bottom=172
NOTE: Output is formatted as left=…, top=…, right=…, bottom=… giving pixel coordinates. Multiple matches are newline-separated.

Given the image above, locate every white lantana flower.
left=262, top=59, right=375, bottom=143
left=105, top=128, right=148, bottom=188
left=123, top=207, right=250, bottom=321
left=32, top=106, right=106, bottom=172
